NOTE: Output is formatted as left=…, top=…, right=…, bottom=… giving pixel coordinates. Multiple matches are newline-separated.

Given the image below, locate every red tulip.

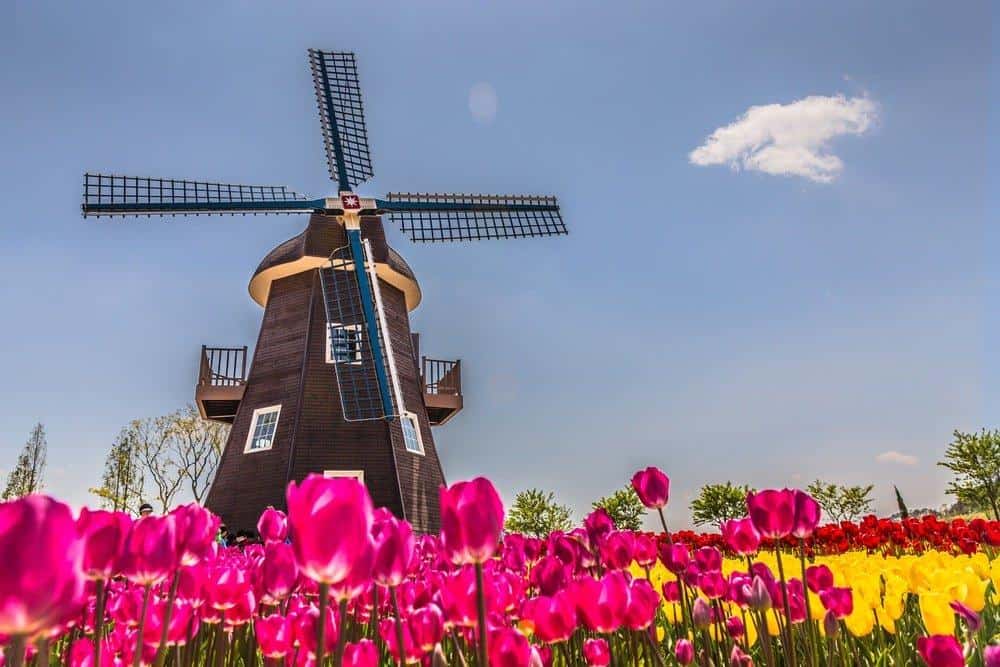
left=917, top=635, right=964, bottom=667
left=77, top=508, right=131, bottom=579
left=409, top=603, right=445, bottom=652
left=0, top=495, right=86, bottom=637
left=489, top=628, right=536, bottom=667
left=747, top=489, right=796, bottom=540
left=791, top=490, right=821, bottom=539
left=286, top=474, right=374, bottom=584
left=583, top=638, right=611, bottom=667
left=171, top=503, right=219, bottom=566
left=343, top=639, right=378, bottom=667
left=261, top=542, right=299, bottom=604
left=255, top=614, right=293, bottom=658
left=722, top=518, right=761, bottom=555
left=631, top=467, right=670, bottom=509
left=439, top=478, right=505, bottom=565
left=524, top=592, right=577, bottom=643
left=257, top=506, right=288, bottom=544
left=372, top=515, right=415, bottom=587
left=675, top=638, right=695, bottom=665
left=122, top=514, right=178, bottom=586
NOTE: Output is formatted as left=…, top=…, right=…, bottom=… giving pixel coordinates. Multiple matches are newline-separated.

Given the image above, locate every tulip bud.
left=691, top=598, right=712, bottom=629
left=730, top=644, right=753, bottom=667
left=985, top=645, right=1000, bottom=667
left=675, top=638, right=695, bottom=665
left=950, top=600, right=982, bottom=633
left=257, top=506, right=288, bottom=544
left=744, top=576, right=772, bottom=611
left=823, top=610, right=839, bottom=639
left=343, top=639, right=378, bottom=667
left=439, top=478, right=505, bottom=565
left=726, top=615, right=745, bottom=639
left=631, top=466, right=670, bottom=509
left=583, top=638, right=611, bottom=667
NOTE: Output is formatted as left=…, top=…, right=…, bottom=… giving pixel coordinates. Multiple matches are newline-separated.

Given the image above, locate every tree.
left=690, top=482, right=753, bottom=528
left=938, top=429, right=1000, bottom=521
left=90, top=427, right=145, bottom=513
left=592, top=486, right=645, bottom=531
left=504, top=488, right=573, bottom=537
left=131, top=415, right=186, bottom=512
left=3, top=423, right=47, bottom=499
left=894, top=485, right=909, bottom=520
left=806, top=480, right=874, bottom=523
left=170, top=405, right=229, bottom=503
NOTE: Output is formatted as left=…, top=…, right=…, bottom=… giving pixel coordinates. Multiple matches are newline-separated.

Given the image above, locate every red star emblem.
left=340, top=193, right=361, bottom=210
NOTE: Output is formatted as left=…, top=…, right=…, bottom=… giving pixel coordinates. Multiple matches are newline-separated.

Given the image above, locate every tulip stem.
left=93, top=578, right=106, bottom=667
left=797, top=546, right=819, bottom=667
left=390, top=586, right=406, bottom=666
left=656, top=507, right=672, bottom=543
left=154, top=570, right=182, bottom=667
left=333, top=599, right=348, bottom=667
left=474, top=562, right=488, bottom=667
left=773, top=548, right=797, bottom=667
left=133, top=583, right=152, bottom=667
left=643, top=631, right=667, bottom=667
left=317, top=582, right=330, bottom=666
left=6, top=636, right=26, bottom=667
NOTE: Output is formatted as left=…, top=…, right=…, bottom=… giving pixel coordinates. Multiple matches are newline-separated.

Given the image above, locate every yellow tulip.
left=919, top=592, right=956, bottom=636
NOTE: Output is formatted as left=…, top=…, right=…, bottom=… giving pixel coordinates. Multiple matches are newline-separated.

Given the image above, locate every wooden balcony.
left=422, top=357, right=463, bottom=426
left=195, top=346, right=247, bottom=424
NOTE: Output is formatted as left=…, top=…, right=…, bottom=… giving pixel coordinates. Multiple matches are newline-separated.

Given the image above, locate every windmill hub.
left=82, top=48, right=567, bottom=533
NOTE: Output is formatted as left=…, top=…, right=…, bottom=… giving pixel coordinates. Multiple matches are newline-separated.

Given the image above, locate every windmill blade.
left=376, top=192, right=566, bottom=242
left=309, top=49, right=374, bottom=190
left=82, top=173, right=320, bottom=217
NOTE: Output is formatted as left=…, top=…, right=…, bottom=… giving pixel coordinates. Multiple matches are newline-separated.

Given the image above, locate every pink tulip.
left=691, top=597, right=713, bottom=629
left=583, top=508, right=615, bottom=547
left=675, top=638, right=695, bottom=665
left=530, top=556, right=570, bottom=596
left=255, top=614, right=293, bottom=658
left=598, top=531, right=635, bottom=570
left=378, top=617, right=418, bottom=663
left=286, top=474, right=374, bottom=585
left=439, top=478, right=505, bottom=565
left=261, top=542, right=299, bottom=604
left=122, top=514, right=178, bottom=586
left=631, top=467, right=670, bottom=509
left=791, top=490, right=821, bottom=539
left=722, top=518, right=761, bottom=555
left=819, top=587, right=853, bottom=619
left=77, top=508, right=131, bottom=579
left=175, top=565, right=206, bottom=608
left=658, top=542, right=690, bottom=574
left=295, top=605, right=339, bottom=658
left=524, top=592, right=577, bottom=642
left=439, top=565, right=478, bottom=627
left=950, top=600, right=982, bottom=632
left=747, top=489, right=796, bottom=540
left=257, top=506, right=288, bottom=544
left=0, top=495, right=86, bottom=637
left=68, top=638, right=114, bottom=667
left=328, top=539, right=373, bottom=601
left=573, top=572, right=629, bottom=633
left=633, top=533, right=658, bottom=567
left=583, top=638, right=610, bottom=667
left=371, top=515, right=415, bottom=587
left=489, top=628, right=535, bottom=667
left=145, top=599, right=198, bottom=645
left=171, top=503, right=219, bottom=566
left=985, top=646, right=1000, bottom=667
left=343, top=639, right=378, bottom=667
left=693, top=546, right=723, bottom=573
left=730, top=644, right=753, bottom=666
left=624, top=578, right=659, bottom=630
left=408, top=604, right=445, bottom=652
left=917, top=635, right=964, bottom=667
left=805, top=565, right=834, bottom=593
left=698, top=571, right=728, bottom=599
left=207, top=565, right=252, bottom=611
left=742, top=576, right=772, bottom=611
left=726, top=615, right=745, bottom=639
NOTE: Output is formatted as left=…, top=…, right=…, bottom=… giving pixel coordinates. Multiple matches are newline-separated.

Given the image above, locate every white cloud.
left=689, top=95, right=877, bottom=183
left=876, top=450, right=918, bottom=466
left=468, top=82, right=498, bottom=124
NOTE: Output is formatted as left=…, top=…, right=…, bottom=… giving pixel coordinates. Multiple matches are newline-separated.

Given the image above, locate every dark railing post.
left=241, top=346, right=248, bottom=381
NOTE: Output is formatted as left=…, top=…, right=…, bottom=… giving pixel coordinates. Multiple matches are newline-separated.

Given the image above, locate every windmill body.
left=83, top=50, right=566, bottom=533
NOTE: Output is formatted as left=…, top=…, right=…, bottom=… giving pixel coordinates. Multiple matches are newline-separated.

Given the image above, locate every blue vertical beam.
left=316, top=53, right=352, bottom=189
left=346, top=228, right=395, bottom=419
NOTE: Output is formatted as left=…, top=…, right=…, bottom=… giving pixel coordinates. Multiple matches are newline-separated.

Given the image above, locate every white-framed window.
left=324, top=470, right=365, bottom=483
left=400, top=412, right=424, bottom=455
left=244, top=405, right=281, bottom=453
left=326, top=324, right=363, bottom=365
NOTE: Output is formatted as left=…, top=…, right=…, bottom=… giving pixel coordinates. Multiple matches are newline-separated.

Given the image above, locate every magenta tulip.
left=573, top=572, right=629, bottom=633
left=260, top=542, right=299, bottom=604
left=583, top=638, right=611, bottom=667
left=950, top=600, right=982, bottom=632
left=439, top=477, right=504, bottom=565
left=722, top=518, right=761, bottom=555
left=343, top=639, right=378, bottom=667
left=631, top=466, right=670, bottom=509
left=296, top=604, right=339, bottom=658
left=171, top=503, right=219, bottom=566
left=819, top=587, right=853, bottom=619
left=747, top=489, right=796, bottom=539
left=524, top=592, right=577, bottom=642
left=255, top=614, right=293, bottom=658
left=659, top=542, right=690, bottom=574
left=0, top=495, right=87, bottom=637
left=286, top=474, right=374, bottom=584
left=691, top=597, right=713, bottom=629
left=791, top=490, right=821, bottom=539
left=77, top=508, right=131, bottom=580
left=583, top=508, right=615, bottom=547
left=985, top=645, right=1000, bottom=667
left=257, top=506, right=288, bottom=544
left=408, top=604, right=445, bottom=652
left=675, top=638, right=695, bottom=665
left=489, top=628, right=534, bottom=667
left=371, top=515, right=415, bottom=586
left=624, top=578, right=659, bottom=630
left=122, top=514, right=178, bottom=586
left=805, top=565, right=834, bottom=593
left=598, top=530, right=635, bottom=570
left=917, top=635, right=964, bottom=667
left=68, top=638, right=114, bottom=667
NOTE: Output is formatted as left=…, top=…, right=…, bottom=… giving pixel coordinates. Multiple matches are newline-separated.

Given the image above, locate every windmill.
left=82, top=49, right=566, bottom=533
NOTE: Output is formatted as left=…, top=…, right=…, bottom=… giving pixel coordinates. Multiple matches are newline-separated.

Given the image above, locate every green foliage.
left=894, top=485, right=909, bottom=520
left=690, top=481, right=753, bottom=528
left=938, top=428, right=1000, bottom=520
left=806, top=480, right=874, bottom=523
left=504, top=488, right=573, bottom=537
left=90, top=427, right=145, bottom=513
left=2, top=423, right=47, bottom=500
left=592, top=486, right=645, bottom=531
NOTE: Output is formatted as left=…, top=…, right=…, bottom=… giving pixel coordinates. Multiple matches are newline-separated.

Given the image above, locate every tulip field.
left=3, top=470, right=1000, bottom=666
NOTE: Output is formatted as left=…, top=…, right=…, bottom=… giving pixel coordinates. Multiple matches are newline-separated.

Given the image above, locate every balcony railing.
left=199, top=346, right=248, bottom=387
left=423, top=358, right=461, bottom=396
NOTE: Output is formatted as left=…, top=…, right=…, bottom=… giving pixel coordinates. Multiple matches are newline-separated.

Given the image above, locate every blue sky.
left=1, top=1, right=992, bottom=527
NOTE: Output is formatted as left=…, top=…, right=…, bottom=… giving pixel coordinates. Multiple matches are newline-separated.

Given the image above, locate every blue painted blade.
left=309, top=50, right=374, bottom=189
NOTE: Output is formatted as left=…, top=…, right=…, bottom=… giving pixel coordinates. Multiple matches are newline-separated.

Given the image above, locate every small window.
left=327, top=324, right=363, bottom=365
left=400, top=412, right=424, bottom=455
left=324, top=470, right=365, bottom=483
left=244, top=405, right=281, bottom=453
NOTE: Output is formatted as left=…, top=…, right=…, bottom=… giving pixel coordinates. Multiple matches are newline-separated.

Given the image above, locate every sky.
left=1, top=1, right=993, bottom=529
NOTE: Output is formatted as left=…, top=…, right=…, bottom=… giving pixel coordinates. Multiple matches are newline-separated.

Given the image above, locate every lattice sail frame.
left=382, top=192, right=566, bottom=242
left=318, top=244, right=402, bottom=422
left=309, top=49, right=374, bottom=189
